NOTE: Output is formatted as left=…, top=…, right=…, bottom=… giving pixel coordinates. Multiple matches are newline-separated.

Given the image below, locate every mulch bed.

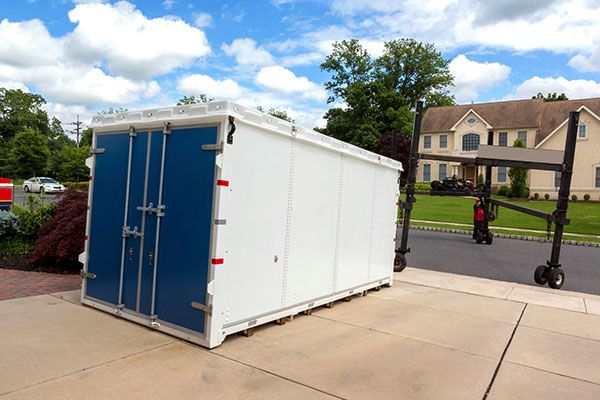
left=0, top=253, right=80, bottom=275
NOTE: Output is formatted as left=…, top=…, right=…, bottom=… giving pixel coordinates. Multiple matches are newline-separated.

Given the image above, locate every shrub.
left=544, top=193, right=550, bottom=200
left=584, top=194, right=591, bottom=201
left=496, top=185, right=509, bottom=196
left=571, top=194, right=578, bottom=201
left=414, top=182, right=432, bottom=191
left=12, top=195, right=56, bottom=238
left=0, top=211, right=20, bottom=238
left=30, top=186, right=88, bottom=269
left=533, top=193, right=540, bottom=200
left=0, top=236, right=33, bottom=258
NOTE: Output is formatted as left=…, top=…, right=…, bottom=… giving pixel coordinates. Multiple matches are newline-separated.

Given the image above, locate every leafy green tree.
left=47, top=117, right=75, bottom=177
left=256, top=106, right=295, bottom=123
left=9, top=128, right=50, bottom=178
left=58, top=146, right=89, bottom=182
left=532, top=92, right=569, bottom=102
left=508, top=138, right=529, bottom=198
left=0, top=88, right=51, bottom=142
left=79, top=127, right=93, bottom=148
left=177, top=95, right=214, bottom=105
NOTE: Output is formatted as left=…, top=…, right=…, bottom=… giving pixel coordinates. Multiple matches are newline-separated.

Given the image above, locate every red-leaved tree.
left=30, top=186, right=88, bottom=270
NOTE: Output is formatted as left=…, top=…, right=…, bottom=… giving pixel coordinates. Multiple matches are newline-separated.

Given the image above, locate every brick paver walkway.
left=0, top=269, right=81, bottom=300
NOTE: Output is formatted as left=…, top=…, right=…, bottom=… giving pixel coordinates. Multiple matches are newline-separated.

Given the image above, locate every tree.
left=0, top=88, right=51, bottom=142
left=48, top=117, right=75, bottom=177
left=177, top=94, right=214, bottom=105
left=256, top=106, right=295, bottom=123
left=508, top=138, right=529, bottom=198
left=320, top=38, right=451, bottom=155
left=9, top=128, right=50, bottom=178
left=79, top=128, right=93, bottom=148
left=532, top=92, right=569, bottom=102
left=58, top=146, right=89, bottom=182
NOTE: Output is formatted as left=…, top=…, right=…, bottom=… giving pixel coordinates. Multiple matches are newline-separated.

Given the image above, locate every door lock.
left=148, top=251, right=154, bottom=267
left=129, top=247, right=134, bottom=261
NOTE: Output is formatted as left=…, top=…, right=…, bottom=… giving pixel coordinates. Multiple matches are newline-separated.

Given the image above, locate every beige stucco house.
left=418, top=98, right=600, bottom=199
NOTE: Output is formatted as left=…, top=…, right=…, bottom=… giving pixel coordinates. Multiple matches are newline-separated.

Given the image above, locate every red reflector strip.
left=89, top=176, right=93, bottom=181
left=211, top=258, right=224, bottom=265
left=84, top=235, right=89, bottom=241
left=217, top=180, right=229, bottom=187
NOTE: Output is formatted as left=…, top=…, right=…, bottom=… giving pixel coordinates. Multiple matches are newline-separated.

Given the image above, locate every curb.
left=408, top=224, right=600, bottom=248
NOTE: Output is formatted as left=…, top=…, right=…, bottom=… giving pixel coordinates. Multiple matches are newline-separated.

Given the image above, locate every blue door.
left=86, top=126, right=217, bottom=335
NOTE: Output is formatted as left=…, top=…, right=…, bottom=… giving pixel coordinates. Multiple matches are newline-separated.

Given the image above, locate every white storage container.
left=80, top=101, right=402, bottom=348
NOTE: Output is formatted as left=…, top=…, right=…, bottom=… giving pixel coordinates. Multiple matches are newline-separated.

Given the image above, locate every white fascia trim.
left=450, top=109, right=493, bottom=131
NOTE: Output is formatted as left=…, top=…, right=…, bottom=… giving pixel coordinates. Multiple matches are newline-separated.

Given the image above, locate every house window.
left=578, top=124, right=587, bottom=139
left=497, top=166, right=507, bottom=183
left=467, top=117, right=477, bottom=125
left=518, top=131, right=528, bottom=147
left=439, top=134, right=447, bottom=149
left=555, top=171, right=562, bottom=188
left=423, top=164, right=431, bottom=182
left=462, top=133, right=480, bottom=152
left=423, top=135, right=432, bottom=149
left=499, top=132, right=508, bottom=147
left=596, top=167, right=600, bottom=188
left=439, top=163, right=447, bottom=180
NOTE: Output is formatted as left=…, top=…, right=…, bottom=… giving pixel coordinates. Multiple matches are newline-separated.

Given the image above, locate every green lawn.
left=407, top=194, right=600, bottom=236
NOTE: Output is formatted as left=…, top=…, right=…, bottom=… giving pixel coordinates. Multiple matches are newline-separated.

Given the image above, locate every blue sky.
left=1, top=0, right=600, bottom=133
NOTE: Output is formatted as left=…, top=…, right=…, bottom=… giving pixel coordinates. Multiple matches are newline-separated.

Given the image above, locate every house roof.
left=421, top=97, right=600, bottom=146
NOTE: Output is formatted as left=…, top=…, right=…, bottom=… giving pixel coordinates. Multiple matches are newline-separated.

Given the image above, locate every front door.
left=85, top=126, right=219, bottom=335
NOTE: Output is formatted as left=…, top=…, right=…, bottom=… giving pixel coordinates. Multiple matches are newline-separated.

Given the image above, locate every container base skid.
left=82, top=277, right=392, bottom=348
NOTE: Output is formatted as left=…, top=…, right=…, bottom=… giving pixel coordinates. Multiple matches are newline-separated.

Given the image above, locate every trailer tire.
left=534, top=265, right=549, bottom=285
left=547, top=268, right=565, bottom=289
left=394, top=254, right=407, bottom=272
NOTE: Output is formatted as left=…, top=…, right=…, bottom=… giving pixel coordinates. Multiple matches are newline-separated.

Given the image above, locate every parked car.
left=23, top=177, right=65, bottom=194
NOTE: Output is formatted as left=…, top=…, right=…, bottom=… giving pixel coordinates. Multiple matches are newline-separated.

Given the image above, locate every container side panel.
left=155, top=127, right=217, bottom=334
left=86, top=133, right=129, bottom=304
left=336, top=157, right=375, bottom=290
left=122, top=132, right=149, bottom=311
left=368, top=168, right=398, bottom=281
left=139, top=132, right=163, bottom=315
left=217, top=124, right=290, bottom=324
left=285, top=141, right=340, bottom=304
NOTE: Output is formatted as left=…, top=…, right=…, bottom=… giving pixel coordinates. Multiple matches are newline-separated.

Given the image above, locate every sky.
left=2, top=0, right=600, bottom=138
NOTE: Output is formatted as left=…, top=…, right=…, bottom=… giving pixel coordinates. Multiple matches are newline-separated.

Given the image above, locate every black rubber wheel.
left=394, top=253, right=407, bottom=272
left=534, top=265, right=549, bottom=285
left=24, top=185, right=29, bottom=193
left=485, top=233, right=493, bottom=245
left=475, top=231, right=484, bottom=244
left=547, top=268, right=565, bottom=289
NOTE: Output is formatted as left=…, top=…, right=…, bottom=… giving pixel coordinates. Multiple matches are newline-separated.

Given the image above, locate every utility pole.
left=67, top=115, right=84, bottom=147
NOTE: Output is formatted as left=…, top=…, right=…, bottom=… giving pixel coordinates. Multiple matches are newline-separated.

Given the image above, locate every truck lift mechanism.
left=395, top=100, right=579, bottom=290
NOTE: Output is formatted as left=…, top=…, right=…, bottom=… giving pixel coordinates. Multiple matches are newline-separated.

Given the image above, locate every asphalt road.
left=11, top=187, right=62, bottom=206
left=399, top=228, right=600, bottom=296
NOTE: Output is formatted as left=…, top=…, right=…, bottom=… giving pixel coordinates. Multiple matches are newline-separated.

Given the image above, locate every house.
left=419, top=97, right=600, bottom=199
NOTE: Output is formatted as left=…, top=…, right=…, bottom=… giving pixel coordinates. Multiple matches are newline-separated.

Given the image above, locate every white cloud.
left=43, top=102, right=95, bottom=134
left=177, top=74, right=244, bottom=99
left=222, top=38, right=276, bottom=68
left=510, top=76, right=600, bottom=100
left=0, top=80, right=29, bottom=91
left=255, top=66, right=326, bottom=102
left=162, top=0, right=175, bottom=10
left=449, top=55, right=511, bottom=101
left=194, top=12, right=212, bottom=28
left=65, top=1, right=210, bottom=79
left=0, top=19, right=63, bottom=68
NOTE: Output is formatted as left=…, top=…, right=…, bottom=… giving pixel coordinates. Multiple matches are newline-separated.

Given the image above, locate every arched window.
left=462, top=133, right=480, bottom=152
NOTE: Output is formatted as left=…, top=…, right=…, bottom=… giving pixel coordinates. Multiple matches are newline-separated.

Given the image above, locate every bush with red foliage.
left=30, top=186, right=88, bottom=270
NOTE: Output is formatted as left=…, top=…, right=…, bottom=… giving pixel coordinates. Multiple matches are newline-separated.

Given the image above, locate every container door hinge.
left=163, top=121, right=171, bottom=135
left=89, top=147, right=105, bottom=155
left=191, top=301, right=212, bottom=315
left=129, top=125, right=137, bottom=137
left=202, top=143, right=224, bottom=151
left=80, top=270, right=96, bottom=280
left=122, top=226, right=143, bottom=238
left=226, top=116, right=236, bottom=145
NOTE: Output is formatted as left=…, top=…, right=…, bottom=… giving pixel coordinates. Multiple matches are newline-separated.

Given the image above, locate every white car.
left=23, top=177, right=66, bottom=194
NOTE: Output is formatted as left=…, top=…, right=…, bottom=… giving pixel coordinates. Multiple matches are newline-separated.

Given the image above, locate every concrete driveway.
left=2, top=272, right=600, bottom=399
